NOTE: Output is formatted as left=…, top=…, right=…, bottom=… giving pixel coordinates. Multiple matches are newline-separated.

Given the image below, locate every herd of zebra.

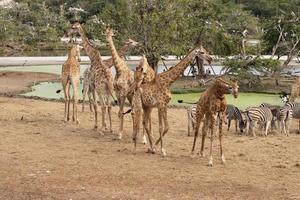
left=187, top=97, right=300, bottom=137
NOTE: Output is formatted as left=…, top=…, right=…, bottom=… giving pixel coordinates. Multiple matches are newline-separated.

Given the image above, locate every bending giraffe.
left=82, top=39, right=138, bottom=112
left=61, top=41, right=81, bottom=124
left=191, top=78, right=238, bottom=166
left=105, top=27, right=137, bottom=139
left=136, top=45, right=212, bottom=156
left=68, top=22, right=114, bottom=132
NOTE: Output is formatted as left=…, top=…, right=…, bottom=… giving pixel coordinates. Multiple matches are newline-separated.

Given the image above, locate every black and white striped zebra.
left=285, top=102, right=300, bottom=133
left=187, top=105, right=197, bottom=136
left=275, top=106, right=293, bottom=135
left=225, top=104, right=245, bottom=133
left=259, top=103, right=281, bottom=129
left=245, top=107, right=273, bottom=136
left=186, top=105, right=222, bottom=136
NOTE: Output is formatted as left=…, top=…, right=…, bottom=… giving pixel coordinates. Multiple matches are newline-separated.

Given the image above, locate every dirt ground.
left=0, top=71, right=59, bottom=96
left=0, top=96, right=299, bottom=200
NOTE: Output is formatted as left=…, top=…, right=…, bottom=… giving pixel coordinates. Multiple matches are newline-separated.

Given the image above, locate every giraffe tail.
left=56, top=89, right=62, bottom=93
left=177, top=100, right=197, bottom=104
left=123, top=109, right=132, bottom=115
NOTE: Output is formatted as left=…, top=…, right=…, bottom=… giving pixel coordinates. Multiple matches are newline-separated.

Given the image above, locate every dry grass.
left=0, top=97, right=300, bottom=199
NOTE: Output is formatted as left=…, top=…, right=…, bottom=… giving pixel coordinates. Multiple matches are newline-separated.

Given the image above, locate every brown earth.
left=0, top=96, right=299, bottom=200
left=0, top=71, right=59, bottom=96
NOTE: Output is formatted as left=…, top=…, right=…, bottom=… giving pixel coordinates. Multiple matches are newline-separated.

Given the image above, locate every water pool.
left=22, top=81, right=284, bottom=109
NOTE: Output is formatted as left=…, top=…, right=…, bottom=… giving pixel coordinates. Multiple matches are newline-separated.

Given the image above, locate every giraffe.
left=61, top=41, right=81, bottom=124
left=136, top=45, right=212, bottom=156
left=81, top=38, right=138, bottom=112
left=105, top=27, right=136, bottom=139
left=290, top=77, right=300, bottom=102
left=130, top=55, right=156, bottom=150
left=191, top=78, right=239, bottom=166
left=69, top=22, right=114, bottom=132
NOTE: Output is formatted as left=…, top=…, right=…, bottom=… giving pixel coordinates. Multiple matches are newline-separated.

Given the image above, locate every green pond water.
left=0, top=65, right=285, bottom=109
left=23, top=82, right=284, bottom=109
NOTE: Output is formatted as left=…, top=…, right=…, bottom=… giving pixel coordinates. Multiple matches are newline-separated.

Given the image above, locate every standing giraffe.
left=136, top=46, right=212, bottom=156
left=105, top=27, right=136, bottom=139
left=69, top=22, right=114, bottom=132
left=81, top=38, right=138, bottom=112
left=130, top=55, right=155, bottom=150
left=61, top=42, right=81, bottom=124
left=191, top=79, right=238, bottom=166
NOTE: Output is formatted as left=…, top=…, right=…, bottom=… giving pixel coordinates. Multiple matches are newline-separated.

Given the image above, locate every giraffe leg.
left=191, top=113, right=204, bottom=154
left=71, top=78, right=79, bottom=124
left=208, top=114, right=216, bottom=167
left=132, top=104, right=142, bottom=152
left=143, top=107, right=155, bottom=153
left=155, top=107, right=169, bottom=146
left=117, top=95, right=126, bottom=139
left=88, top=90, right=93, bottom=112
left=82, top=82, right=87, bottom=112
left=218, top=112, right=225, bottom=164
left=101, top=105, right=107, bottom=132
left=62, top=79, right=69, bottom=122
left=66, top=82, right=71, bottom=122
left=99, top=95, right=107, bottom=133
left=141, top=109, right=151, bottom=145
left=70, top=77, right=79, bottom=124
left=107, top=98, right=113, bottom=133
left=199, top=116, right=209, bottom=156
left=157, top=107, right=166, bottom=156
left=92, top=89, right=98, bottom=130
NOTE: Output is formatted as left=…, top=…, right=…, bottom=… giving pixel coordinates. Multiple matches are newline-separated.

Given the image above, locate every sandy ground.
left=0, top=71, right=59, bottom=96
left=0, top=96, right=300, bottom=200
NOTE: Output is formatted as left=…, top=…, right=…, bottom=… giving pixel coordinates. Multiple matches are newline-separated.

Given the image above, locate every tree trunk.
left=196, top=57, right=205, bottom=77
left=147, top=55, right=159, bottom=74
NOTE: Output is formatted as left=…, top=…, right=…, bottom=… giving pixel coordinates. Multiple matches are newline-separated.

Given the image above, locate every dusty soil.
left=0, top=96, right=299, bottom=199
left=0, top=71, right=59, bottom=96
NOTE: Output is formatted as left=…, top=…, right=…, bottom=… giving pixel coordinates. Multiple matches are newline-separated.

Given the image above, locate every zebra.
left=186, top=105, right=223, bottom=136
left=275, top=106, right=293, bottom=135
left=187, top=104, right=243, bottom=136
left=225, top=104, right=246, bottom=133
left=81, top=67, right=94, bottom=112
left=259, top=103, right=281, bottom=129
left=285, top=102, right=300, bottom=133
left=187, top=105, right=197, bottom=136
left=245, top=107, right=273, bottom=137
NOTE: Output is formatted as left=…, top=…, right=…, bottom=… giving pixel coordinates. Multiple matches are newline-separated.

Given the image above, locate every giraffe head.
left=134, top=55, right=149, bottom=86
left=216, top=78, right=239, bottom=98
left=66, top=21, right=82, bottom=37
left=104, top=27, right=115, bottom=38
left=125, top=39, right=139, bottom=48
left=193, top=45, right=213, bottom=64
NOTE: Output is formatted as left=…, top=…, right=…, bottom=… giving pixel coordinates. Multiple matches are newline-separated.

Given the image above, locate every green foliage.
left=222, top=58, right=280, bottom=86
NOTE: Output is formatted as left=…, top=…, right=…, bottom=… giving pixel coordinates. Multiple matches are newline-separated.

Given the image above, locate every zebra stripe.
left=276, top=106, right=293, bottom=135
left=225, top=104, right=245, bottom=133
left=245, top=107, right=273, bottom=136
left=187, top=105, right=197, bottom=136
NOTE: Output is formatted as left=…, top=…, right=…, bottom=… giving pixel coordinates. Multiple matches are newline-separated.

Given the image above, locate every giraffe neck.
left=104, top=43, right=131, bottom=68
left=106, top=36, right=126, bottom=75
left=158, top=49, right=197, bottom=87
left=212, top=81, right=229, bottom=99
left=77, top=27, right=102, bottom=64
